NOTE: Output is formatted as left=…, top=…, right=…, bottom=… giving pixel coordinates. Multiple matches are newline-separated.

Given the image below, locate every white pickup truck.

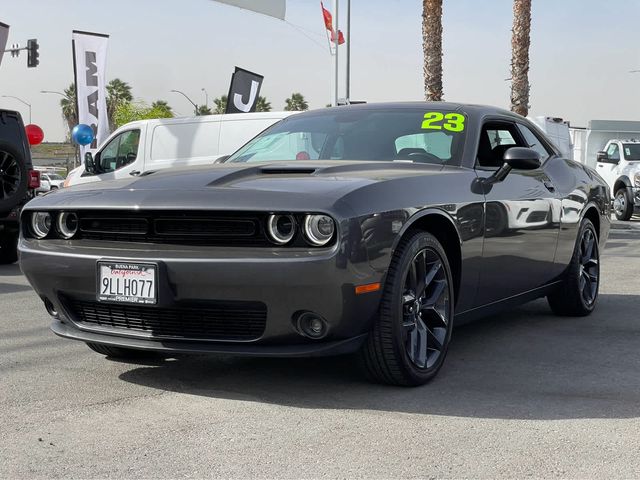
left=596, top=139, right=640, bottom=220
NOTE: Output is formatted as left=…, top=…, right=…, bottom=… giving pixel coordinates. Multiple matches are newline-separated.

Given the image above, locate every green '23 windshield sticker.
left=421, top=112, right=465, bottom=132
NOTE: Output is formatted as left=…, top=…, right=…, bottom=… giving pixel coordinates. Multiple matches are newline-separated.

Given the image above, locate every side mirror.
left=478, top=147, right=541, bottom=191
left=503, top=147, right=541, bottom=170
left=214, top=155, right=230, bottom=164
left=596, top=151, right=608, bottom=162
left=84, top=152, right=96, bottom=174
left=126, top=152, right=137, bottom=162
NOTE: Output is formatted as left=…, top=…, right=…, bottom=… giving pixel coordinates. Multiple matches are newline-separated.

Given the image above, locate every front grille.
left=76, top=210, right=268, bottom=246
left=62, top=296, right=267, bottom=341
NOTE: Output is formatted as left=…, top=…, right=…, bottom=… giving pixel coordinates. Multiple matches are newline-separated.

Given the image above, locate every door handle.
left=129, top=170, right=141, bottom=176
left=543, top=180, right=555, bottom=192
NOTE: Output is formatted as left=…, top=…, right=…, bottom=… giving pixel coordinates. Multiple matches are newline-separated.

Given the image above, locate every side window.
left=476, top=122, right=523, bottom=168
left=607, top=143, right=620, bottom=161
left=98, top=130, right=140, bottom=173
left=517, top=124, right=552, bottom=160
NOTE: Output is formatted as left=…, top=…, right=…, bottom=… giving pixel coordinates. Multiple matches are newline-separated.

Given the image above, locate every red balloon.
left=25, top=124, right=44, bottom=146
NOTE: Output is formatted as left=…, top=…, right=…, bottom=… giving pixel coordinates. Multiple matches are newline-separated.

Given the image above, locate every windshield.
left=226, top=107, right=466, bottom=165
left=622, top=143, right=640, bottom=161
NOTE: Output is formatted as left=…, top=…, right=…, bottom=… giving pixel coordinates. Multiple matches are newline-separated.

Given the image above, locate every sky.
left=1, top=0, right=640, bottom=142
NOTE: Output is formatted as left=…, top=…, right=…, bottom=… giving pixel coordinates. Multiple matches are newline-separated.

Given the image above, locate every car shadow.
left=119, top=293, right=640, bottom=420
left=0, top=263, right=21, bottom=276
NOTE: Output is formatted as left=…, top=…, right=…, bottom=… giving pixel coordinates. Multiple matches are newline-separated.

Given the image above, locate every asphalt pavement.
left=2, top=219, right=640, bottom=478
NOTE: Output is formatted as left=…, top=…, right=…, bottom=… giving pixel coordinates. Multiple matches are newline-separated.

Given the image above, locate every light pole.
left=170, top=89, right=198, bottom=115
left=2, top=95, right=31, bottom=123
left=201, top=88, right=209, bottom=109
left=40, top=90, right=66, bottom=97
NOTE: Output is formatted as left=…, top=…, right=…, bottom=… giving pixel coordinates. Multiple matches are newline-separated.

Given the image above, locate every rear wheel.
left=0, top=141, right=28, bottom=213
left=360, top=231, right=454, bottom=386
left=86, top=342, right=160, bottom=359
left=0, top=230, right=18, bottom=264
left=547, top=218, right=599, bottom=316
left=613, top=187, right=633, bottom=221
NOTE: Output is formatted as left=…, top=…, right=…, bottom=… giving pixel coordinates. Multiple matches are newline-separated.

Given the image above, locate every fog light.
left=296, top=312, right=328, bottom=339
left=43, top=298, right=58, bottom=318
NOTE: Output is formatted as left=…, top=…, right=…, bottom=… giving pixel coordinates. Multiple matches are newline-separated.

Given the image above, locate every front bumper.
left=20, top=239, right=382, bottom=355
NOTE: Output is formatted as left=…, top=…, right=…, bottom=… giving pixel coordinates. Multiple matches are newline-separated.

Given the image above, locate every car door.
left=475, top=119, right=561, bottom=305
left=94, top=129, right=142, bottom=181
left=595, top=142, right=620, bottom=190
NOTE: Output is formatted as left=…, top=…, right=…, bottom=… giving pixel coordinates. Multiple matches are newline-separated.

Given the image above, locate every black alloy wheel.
left=402, top=248, right=450, bottom=369
left=548, top=218, right=600, bottom=316
left=360, top=230, right=454, bottom=386
left=0, top=142, right=28, bottom=212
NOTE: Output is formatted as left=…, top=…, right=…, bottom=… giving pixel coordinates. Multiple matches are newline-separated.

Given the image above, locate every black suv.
left=0, top=109, right=40, bottom=264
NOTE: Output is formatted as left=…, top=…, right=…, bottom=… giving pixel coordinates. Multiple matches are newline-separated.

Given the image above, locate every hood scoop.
left=258, top=165, right=317, bottom=175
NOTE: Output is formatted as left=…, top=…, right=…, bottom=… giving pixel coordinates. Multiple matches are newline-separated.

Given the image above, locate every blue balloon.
left=71, top=124, right=94, bottom=146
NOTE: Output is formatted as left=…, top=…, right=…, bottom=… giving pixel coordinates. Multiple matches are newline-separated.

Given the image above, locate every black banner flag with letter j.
left=225, top=67, right=264, bottom=114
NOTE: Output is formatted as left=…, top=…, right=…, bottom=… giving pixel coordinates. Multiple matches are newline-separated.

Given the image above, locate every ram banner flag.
left=211, top=0, right=286, bottom=20
left=225, top=67, right=264, bottom=114
left=72, top=30, right=109, bottom=157
left=0, top=22, right=9, bottom=67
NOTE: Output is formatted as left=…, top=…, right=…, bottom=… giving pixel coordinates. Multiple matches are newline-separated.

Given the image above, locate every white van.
left=65, top=111, right=293, bottom=187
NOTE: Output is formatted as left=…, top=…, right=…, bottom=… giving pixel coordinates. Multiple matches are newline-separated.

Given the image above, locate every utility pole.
left=345, top=0, right=351, bottom=103
left=170, top=89, right=198, bottom=115
left=332, top=0, right=339, bottom=106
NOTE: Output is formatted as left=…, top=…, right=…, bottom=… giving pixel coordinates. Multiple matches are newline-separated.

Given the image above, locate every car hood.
left=25, top=161, right=448, bottom=214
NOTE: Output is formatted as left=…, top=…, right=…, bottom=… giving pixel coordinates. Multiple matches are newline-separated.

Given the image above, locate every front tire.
left=547, top=218, right=599, bottom=316
left=613, top=187, right=633, bottom=221
left=360, top=231, right=454, bottom=386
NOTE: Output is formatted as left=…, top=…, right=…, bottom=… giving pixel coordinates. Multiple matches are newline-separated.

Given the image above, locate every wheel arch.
left=391, top=209, right=462, bottom=305
left=582, top=203, right=601, bottom=240
left=613, top=175, right=632, bottom=194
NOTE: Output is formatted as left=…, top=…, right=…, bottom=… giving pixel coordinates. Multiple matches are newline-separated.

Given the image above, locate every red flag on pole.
left=321, top=2, right=345, bottom=45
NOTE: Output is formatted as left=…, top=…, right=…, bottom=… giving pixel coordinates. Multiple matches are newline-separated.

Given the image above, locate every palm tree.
left=256, top=96, right=272, bottom=112
left=60, top=83, right=77, bottom=141
left=422, top=0, right=443, bottom=101
left=213, top=95, right=228, bottom=114
left=510, top=0, right=532, bottom=116
left=151, top=100, right=172, bottom=116
left=284, top=93, right=308, bottom=111
left=106, top=78, right=133, bottom=131
left=196, top=104, right=213, bottom=116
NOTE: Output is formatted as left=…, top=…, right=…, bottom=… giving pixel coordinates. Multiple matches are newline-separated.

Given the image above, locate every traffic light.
left=27, top=39, right=39, bottom=68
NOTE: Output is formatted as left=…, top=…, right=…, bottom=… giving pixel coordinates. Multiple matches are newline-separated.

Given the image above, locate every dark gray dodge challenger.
left=19, top=103, right=611, bottom=386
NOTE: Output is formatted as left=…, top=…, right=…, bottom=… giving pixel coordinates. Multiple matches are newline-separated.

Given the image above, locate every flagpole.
left=332, top=0, right=339, bottom=106
left=346, top=0, right=351, bottom=103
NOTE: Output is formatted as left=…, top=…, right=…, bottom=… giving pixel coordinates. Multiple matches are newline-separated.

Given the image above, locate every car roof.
left=288, top=101, right=524, bottom=121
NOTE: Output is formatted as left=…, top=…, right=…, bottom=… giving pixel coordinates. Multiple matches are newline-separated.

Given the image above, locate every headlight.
left=304, top=214, right=335, bottom=246
left=267, top=214, right=296, bottom=245
left=30, top=212, right=52, bottom=239
left=56, top=212, right=79, bottom=239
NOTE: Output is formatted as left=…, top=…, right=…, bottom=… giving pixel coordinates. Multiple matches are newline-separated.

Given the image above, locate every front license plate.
left=97, top=262, right=157, bottom=305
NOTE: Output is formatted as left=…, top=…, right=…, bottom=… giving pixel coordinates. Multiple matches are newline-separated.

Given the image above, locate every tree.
left=510, top=0, right=532, bottom=116
left=213, top=95, right=228, bottom=114
left=106, top=78, right=133, bottom=131
left=422, top=0, right=443, bottom=101
left=256, top=96, right=272, bottom=112
left=284, top=93, right=309, bottom=111
left=151, top=100, right=173, bottom=117
left=60, top=83, right=77, bottom=141
left=196, top=104, right=213, bottom=116
left=113, top=101, right=174, bottom=129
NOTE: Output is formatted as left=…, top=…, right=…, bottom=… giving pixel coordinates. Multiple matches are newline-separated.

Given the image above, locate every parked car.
left=595, top=139, right=640, bottom=220
left=35, top=176, right=51, bottom=195
left=41, top=172, right=65, bottom=190
left=0, top=109, right=41, bottom=264
left=19, top=103, right=611, bottom=386
left=65, top=111, right=294, bottom=187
